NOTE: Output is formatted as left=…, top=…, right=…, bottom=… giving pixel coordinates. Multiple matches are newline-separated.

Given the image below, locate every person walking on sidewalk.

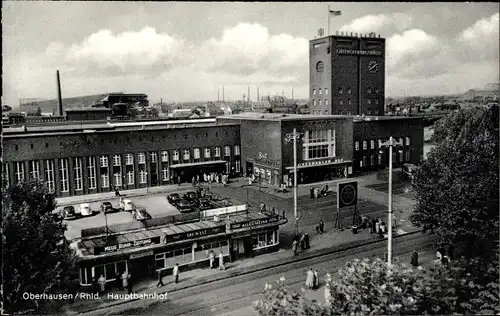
left=305, top=268, right=314, bottom=289
left=173, top=263, right=180, bottom=283
left=319, top=220, right=325, bottom=234
left=209, top=250, right=215, bottom=269
left=156, top=269, right=164, bottom=287
left=121, top=270, right=128, bottom=290
left=411, top=250, right=419, bottom=267
left=313, top=270, right=319, bottom=290
left=300, top=234, right=306, bottom=250
left=304, top=233, right=310, bottom=249
left=98, top=274, right=106, bottom=294
left=127, top=273, right=133, bottom=294
left=219, top=252, right=225, bottom=270
left=292, top=239, right=298, bottom=256
left=115, top=186, right=121, bottom=197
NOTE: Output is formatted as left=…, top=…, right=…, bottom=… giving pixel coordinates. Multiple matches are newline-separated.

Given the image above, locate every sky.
left=2, top=2, right=499, bottom=107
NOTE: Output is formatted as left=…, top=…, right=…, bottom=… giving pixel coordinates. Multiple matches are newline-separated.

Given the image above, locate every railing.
left=25, top=116, right=66, bottom=123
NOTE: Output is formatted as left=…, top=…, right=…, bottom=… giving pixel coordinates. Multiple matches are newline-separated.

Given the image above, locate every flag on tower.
left=329, top=10, right=342, bottom=16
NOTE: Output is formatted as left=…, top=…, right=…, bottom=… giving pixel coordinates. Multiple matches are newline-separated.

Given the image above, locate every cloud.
left=46, top=27, right=188, bottom=77
left=197, top=23, right=309, bottom=81
left=340, top=13, right=413, bottom=34
left=456, top=13, right=499, bottom=61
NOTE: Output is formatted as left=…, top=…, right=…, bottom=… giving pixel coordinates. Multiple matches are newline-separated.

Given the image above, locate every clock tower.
left=309, top=32, right=385, bottom=116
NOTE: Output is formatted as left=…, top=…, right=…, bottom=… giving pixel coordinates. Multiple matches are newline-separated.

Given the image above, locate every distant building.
left=309, top=33, right=385, bottom=115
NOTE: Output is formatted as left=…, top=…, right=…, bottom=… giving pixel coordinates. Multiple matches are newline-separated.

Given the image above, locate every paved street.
left=77, top=233, right=436, bottom=316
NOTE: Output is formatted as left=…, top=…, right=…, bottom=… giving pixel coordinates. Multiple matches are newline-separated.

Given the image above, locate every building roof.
left=352, top=115, right=423, bottom=122
left=218, top=112, right=353, bottom=122
left=65, top=108, right=112, bottom=112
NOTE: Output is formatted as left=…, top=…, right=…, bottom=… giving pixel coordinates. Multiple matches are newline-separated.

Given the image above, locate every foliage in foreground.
left=2, top=180, right=79, bottom=314
left=254, top=257, right=499, bottom=316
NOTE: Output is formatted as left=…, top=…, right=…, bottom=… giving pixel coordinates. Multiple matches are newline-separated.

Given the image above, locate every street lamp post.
left=379, top=136, right=403, bottom=266
left=285, top=128, right=304, bottom=238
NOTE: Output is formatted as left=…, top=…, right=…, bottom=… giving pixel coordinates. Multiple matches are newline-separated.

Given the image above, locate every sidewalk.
left=63, top=222, right=420, bottom=315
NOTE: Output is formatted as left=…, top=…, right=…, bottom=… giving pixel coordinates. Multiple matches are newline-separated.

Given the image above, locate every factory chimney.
left=56, top=70, right=63, bottom=116
left=257, top=86, right=260, bottom=102
left=222, top=86, right=225, bottom=103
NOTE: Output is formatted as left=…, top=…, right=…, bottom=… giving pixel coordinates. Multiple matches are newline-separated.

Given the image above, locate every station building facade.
left=3, top=114, right=423, bottom=194
left=2, top=119, right=242, bottom=197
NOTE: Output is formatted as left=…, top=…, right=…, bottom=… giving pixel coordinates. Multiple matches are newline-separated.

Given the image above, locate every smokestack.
left=56, top=70, right=63, bottom=116
left=248, top=86, right=250, bottom=102
left=222, top=86, right=225, bottom=103
left=292, top=88, right=294, bottom=100
left=257, top=86, right=260, bottom=101
left=218, top=89, right=220, bottom=102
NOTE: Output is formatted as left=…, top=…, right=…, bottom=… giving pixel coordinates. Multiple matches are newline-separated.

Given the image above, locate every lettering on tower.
left=336, top=49, right=382, bottom=56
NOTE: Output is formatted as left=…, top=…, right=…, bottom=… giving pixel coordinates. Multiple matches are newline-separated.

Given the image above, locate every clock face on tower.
left=316, top=61, right=324, bottom=73
left=368, top=60, right=380, bottom=74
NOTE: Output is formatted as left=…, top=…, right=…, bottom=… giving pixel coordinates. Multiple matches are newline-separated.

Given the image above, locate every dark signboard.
left=163, top=225, right=226, bottom=244
left=230, top=216, right=279, bottom=230
left=94, top=236, right=161, bottom=255
left=337, top=181, right=358, bottom=209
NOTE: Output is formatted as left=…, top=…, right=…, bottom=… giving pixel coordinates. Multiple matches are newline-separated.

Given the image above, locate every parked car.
left=167, top=193, right=182, bottom=206
left=100, top=202, right=116, bottom=214
left=183, top=191, right=198, bottom=202
left=132, top=208, right=152, bottom=221
left=80, top=203, right=92, bottom=216
left=120, top=199, right=135, bottom=212
left=176, top=199, right=194, bottom=213
left=196, top=197, right=212, bottom=210
left=62, top=206, right=78, bottom=220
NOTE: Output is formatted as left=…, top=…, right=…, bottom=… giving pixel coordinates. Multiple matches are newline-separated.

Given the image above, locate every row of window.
left=312, top=88, right=329, bottom=95
left=7, top=157, right=241, bottom=193
left=155, top=240, right=229, bottom=271
left=252, top=231, right=278, bottom=250
left=355, top=137, right=411, bottom=151
left=335, top=87, right=380, bottom=94
left=312, top=99, right=329, bottom=106
left=312, top=99, right=379, bottom=107
left=358, top=150, right=410, bottom=167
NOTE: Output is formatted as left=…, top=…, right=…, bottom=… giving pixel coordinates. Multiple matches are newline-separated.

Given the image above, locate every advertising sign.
left=230, top=216, right=279, bottom=230
left=163, top=225, right=226, bottom=244
left=94, top=236, right=161, bottom=255
left=337, top=181, right=358, bottom=209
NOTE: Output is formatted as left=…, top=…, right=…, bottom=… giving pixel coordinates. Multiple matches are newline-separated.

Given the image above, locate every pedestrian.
left=310, top=187, right=314, bottom=199
left=320, top=220, right=325, bottom=234
left=304, top=233, right=310, bottom=249
left=248, top=177, right=252, bottom=185
left=292, top=239, right=298, bottom=256
left=173, top=263, right=180, bottom=283
left=98, top=274, right=106, bottom=294
left=177, top=176, right=181, bottom=186
left=115, top=186, right=121, bottom=197
left=115, top=272, right=121, bottom=290
left=411, top=250, right=419, bottom=267
left=91, top=276, right=98, bottom=294
left=375, top=220, right=380, bottom=234
left=196, top=175, right=200, bottom=184
left=361, top=216, right=367, bottom=229
left=218, top=252, right=225, bottom=270
left=209, top=250, right=215, bottom=269
left=300, top=234, right=305, bottom=250
left=313, top=270, right=319, bottom=290
left=305, top=268, right=314, bottom=289
left=121, top=270, right=128, bottom=290
left=127, top=273, right=133, bottom=294
left=156, top=269, right=164, bottom=287
left=203, top=173, right=207, bottom=182
left=393, top=214, right=397, bottom=228
left=380, top=221, right=386, bottom=234
left=378, top=227, right=384, bottom=239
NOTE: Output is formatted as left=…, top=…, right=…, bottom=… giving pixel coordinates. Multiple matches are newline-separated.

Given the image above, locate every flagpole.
left=328, top=5, right=330, bottom=36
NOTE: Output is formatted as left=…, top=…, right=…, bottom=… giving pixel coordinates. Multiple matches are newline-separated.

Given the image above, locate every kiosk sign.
left=95, top=236, right=161, bottom=255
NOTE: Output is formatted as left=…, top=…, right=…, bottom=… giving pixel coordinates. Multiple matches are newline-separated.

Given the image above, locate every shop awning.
left=169, top=160, right=227, bottom=169
left=285, top=159, right=352, bottom=170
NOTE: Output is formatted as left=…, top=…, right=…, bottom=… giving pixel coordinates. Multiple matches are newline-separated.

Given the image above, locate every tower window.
left=339, top=100, right=344, bottom=105
left=347, top=88, right=352, bottom=94
left=319, top=89, right=322, bottom=95
left=367, top=88, right=372, bottom=94
left=375, top=88, right=379, bottom=94
left=313, top=89, right=316, bottom=95
left=348, top=100, right=352, bottom=104
left=325, top=100, right=329, bottom=106
left=338, top=87, right=343, bottom=94
left=325, top=88, right=328, bottom=95
left=368, top=100, right=372, bottom=105
left=313, top=100, right=317, bottom=106
left=319, top=100, right=323, bottom=106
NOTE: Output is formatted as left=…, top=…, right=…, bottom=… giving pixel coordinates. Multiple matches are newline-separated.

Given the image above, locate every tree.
left=255, top=257, right=499, bottom=316
left=2, top=179, right=79, bottom=314
left=410, top=105, right=499, bottom=258
left=35, top=106, right=42, bottom=116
